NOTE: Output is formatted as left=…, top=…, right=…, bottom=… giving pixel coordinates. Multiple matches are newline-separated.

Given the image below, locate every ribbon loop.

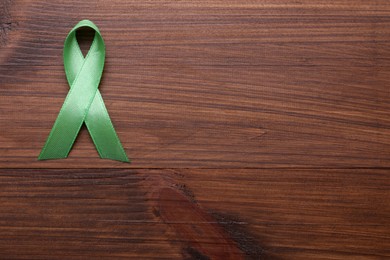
left=39, top=20, right=129, bottom=162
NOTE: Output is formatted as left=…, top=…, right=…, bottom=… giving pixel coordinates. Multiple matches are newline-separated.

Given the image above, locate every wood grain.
left=0, top=169, right=388, bottom=259
left=1, top=0, right=390, bottom=168
left=0, top=0, right=389, bottom=259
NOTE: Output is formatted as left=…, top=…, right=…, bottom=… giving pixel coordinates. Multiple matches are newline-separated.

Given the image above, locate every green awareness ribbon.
left=38, top=20, right=129, bottom=162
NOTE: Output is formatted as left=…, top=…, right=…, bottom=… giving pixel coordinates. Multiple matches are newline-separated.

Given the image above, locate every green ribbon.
left=38, top=20, right=129, bottom=162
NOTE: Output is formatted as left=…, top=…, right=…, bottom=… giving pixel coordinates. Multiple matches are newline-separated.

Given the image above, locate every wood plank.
left=175, top=168, right=390, bottom=259
left=1, top=0, right=390, bottom=168
left=0, top=169, right=182, bottom=259
left=1, top=1, right=389, bottom=259
left=0, top=168, right=388, bottom=259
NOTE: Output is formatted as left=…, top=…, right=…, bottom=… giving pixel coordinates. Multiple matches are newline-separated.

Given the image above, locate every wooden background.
left=0, top=0, right=389, bottom=259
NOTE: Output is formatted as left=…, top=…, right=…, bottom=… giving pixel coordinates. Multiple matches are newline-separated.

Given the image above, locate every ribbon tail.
left=38, top=53, right=102, bottom=160
left=85, top=91, right=129, bottom=162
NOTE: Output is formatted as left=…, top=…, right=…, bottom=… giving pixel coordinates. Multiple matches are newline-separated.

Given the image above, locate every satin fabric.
left=39, top=20, right=129, bottom=162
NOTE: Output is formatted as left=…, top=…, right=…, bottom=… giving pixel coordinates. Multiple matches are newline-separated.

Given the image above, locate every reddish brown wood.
left=0, top=169, right=388, bottom=259
left=158, top=188, right=245, bottom=260
left=178, top=169, right=390, bottom=259
left=0, top=0, right=389, bottom=259
left=145, top=172, right=246, bottom=259
left=1, top=0, right=390, bottom=168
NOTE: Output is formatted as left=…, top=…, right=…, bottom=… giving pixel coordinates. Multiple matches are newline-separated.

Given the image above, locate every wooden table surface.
left=1, top=0, right=389, bottom=259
